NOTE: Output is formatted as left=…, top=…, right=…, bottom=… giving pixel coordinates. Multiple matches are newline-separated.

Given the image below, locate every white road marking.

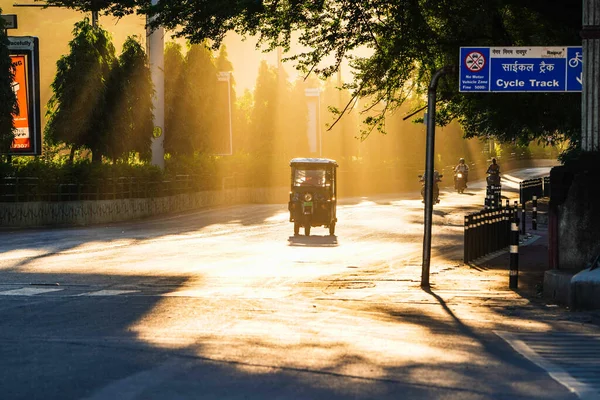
left=496, top=331, right=600, bottom=400
left=0, top=287, right=63, bottom=296
left=82, top=358, right=196, bottom=400
left=77, top=290, right=140, bottom=296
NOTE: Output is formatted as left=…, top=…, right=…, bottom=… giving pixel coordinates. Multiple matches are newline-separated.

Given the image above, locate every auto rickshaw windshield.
left=293, top=168, right=328, bottom=187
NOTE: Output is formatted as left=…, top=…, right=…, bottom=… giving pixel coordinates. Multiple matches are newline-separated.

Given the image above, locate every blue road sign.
left=566, top=47, right=583, bottom=91
left=460, top=47, right=583, bottom=92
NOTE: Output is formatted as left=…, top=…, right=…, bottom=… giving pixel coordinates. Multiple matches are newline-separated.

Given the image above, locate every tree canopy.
left=43, top=0, right=583, bottom=149
left=45, top=19, right=117, bottom=162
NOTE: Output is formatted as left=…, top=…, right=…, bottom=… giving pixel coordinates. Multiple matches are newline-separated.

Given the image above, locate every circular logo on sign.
left=152, top=126, right=163, bottom=138
left=465, top=51, right=486, bottom=72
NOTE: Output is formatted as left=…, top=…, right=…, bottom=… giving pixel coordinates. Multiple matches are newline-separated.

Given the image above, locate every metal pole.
left=582, top=0, right=600, bottom=152
left=147, top=0, right=165, bottom=169
left=318, top=91, right=322, bottom=157
left=532, top=195, right=538, bottom=230
left=421, top=65, right=454, bottom=289
left=227, top=72, right=233, bottom=155
left=510, top=210, right=520, bottom=289
left=521, top=202, right=526, bottom=234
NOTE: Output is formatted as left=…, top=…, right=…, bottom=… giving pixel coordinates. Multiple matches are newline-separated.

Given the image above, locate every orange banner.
left=10, top=55, right=30, bottom=151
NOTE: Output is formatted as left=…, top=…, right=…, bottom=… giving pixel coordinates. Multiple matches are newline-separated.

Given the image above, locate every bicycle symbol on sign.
left=568, top=52, right=582, bottom=68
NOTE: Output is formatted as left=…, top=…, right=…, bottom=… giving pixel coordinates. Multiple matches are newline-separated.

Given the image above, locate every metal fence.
left=543, top=176, right=550, bottom=197
left=464, top=205, right=515, bottom=263
left=519, top=177, right=545, bottom=204
left=0, top=175, right=201, bottom=202
left=485, top=185, right=502, bottom=209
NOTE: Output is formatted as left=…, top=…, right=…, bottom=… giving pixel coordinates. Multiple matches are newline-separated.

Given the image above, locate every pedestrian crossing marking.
left=496, top=331, right=600, bottom=400
left=0, top=287, right=63, bottom=296
left=77, top=290, right=140, bottom=296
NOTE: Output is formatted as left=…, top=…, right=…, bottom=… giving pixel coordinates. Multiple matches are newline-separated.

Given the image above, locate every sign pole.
left=422, top=65, right=454, bottom=289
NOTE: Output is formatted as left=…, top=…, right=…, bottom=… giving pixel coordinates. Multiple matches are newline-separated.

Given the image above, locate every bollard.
left=521, top=202, right=526, bottom=234
left=464, top=215, right=470, bottom=262
left=532, top=195, right=537, bottom=230
left=494, top=185, right=501, bottom=208
left=509, top=210, right=519, bottom=289
left=504, top=201, right=511, bottom=248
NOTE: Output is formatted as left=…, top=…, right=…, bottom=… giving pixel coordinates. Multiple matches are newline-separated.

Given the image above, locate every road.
left=0, top=166, right=599, bottom=400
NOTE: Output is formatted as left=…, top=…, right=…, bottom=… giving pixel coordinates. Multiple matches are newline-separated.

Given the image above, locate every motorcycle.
left=486, top=171, right=501, bottom=187
left=419, top=173, right=442, bottom=204
left=454, top=172, right=467, bottom=194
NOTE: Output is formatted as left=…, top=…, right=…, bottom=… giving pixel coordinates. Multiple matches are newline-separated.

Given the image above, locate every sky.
left=3, top=3, right=359, bottom=95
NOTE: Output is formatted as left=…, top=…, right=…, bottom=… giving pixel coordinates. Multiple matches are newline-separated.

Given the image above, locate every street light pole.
left=217, top=71, right=233, bottom=156
left=421, top=65, right=454, bottom=289
left=147, top=0, right=164, bottom=168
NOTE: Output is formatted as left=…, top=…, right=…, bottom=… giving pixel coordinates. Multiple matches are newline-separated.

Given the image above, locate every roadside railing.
left=485, top=184, right=502, bottom=209
left=464, top=204, right=514, bottom=263
left=0, top=175, right=211, bottom=203
left=519, top=177, right=544, bottom=205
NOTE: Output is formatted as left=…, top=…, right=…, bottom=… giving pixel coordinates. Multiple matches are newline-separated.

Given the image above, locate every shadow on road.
left=287, top=235, right=338, bottom=247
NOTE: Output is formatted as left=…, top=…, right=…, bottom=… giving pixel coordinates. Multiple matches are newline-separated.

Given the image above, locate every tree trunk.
left=92, top=151, right=102, bottom=164
left=69, top=147, right=75, bottom=164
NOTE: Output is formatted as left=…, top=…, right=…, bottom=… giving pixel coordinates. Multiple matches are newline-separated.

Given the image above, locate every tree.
left=249, top=60, right=279, bottom=157
left=42, top=0, right=583, bottom=151
left=45, top=19, right=117, bottom=163
left=105, top=36, right=154, bottom=163
left=181, top=43, right=218, bottom=154
left=0, top=11, right=17, bottom=156
left=163, top=41, right=191, bottom=157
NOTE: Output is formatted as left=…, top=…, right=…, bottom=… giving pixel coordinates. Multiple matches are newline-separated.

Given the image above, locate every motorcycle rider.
left=454, top=158, right=469, bottom=188
left=486, top=158, right=501, bottom=186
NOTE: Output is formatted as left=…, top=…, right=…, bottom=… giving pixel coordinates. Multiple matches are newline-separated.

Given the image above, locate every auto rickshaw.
left=288, top=158, right=338, bottom=236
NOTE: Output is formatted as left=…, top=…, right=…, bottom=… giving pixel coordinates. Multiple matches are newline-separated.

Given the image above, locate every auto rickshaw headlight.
left=304, top=193, right=313, bottom=202
left=315, top=193, right=327, bottom=202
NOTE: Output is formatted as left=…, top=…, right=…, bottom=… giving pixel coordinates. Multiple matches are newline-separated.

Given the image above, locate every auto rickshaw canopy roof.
left=290, top=158, right=338, bottom=167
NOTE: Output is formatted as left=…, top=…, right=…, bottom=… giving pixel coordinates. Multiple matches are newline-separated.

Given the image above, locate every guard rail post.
left=510, top=206, right=519, bottom=289
left=475, top=213, right=482, bottom=260
left=532, top=195, right=537, bottom=230
left=521, top=202, right=526, bottom=234
left=503, top=201, right=511, bottom=248
left=464, top=214, right=471, bottom=263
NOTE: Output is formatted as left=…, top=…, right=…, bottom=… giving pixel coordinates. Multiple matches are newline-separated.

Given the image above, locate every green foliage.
left=163, top=41, right=190, bottom=157
left=0, top=9, right=17, bottom=155
left=105, top=36, right=154, bottom=162
left=45, top=19, right=117, bottom=162
left=36, top=0, right=585, bottom=152
left=44, top=0, right=142, bottom=18
left=249, top=60, right=278, bottom=156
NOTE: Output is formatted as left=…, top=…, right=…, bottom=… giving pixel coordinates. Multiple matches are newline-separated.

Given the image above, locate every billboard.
left=10, top=55, right=30, bottom=150
left=7, top=36, right=41, bottom=155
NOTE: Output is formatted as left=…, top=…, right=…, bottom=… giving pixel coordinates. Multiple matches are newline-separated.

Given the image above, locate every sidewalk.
left=468, top=198, right=600, bottom=311
left=468, top=203, right=550, bottom=299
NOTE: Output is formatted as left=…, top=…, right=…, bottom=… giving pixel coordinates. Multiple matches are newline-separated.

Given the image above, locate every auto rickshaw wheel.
left=329, top=222, right=336, bottom=236
left=294, top=222, right=300, bottom=236
left=304, top=225, right=311, bottom=236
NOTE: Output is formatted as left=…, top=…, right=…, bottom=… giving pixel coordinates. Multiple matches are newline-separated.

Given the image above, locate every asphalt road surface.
left=0, top=167, right=599, bottom=400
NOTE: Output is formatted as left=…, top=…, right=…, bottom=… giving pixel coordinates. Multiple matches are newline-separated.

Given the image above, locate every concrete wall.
left=0, top=186, right=289, bottom=228
left=557, top=170, right=600, bottom=270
